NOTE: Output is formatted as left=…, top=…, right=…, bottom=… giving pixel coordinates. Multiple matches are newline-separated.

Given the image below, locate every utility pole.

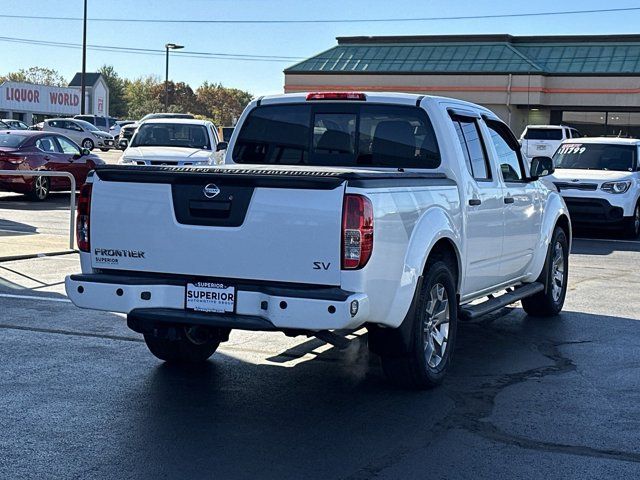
left=164, top=43, right=184, bottom=110
left=80, top=0, right=88, bottom=114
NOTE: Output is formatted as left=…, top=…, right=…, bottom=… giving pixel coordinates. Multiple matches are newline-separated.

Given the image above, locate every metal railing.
left=0, top=170, right=76, bottom=249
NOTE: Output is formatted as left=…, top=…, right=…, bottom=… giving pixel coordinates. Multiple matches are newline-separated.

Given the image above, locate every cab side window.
left=451, top=116, right=491, bottom=180
left=485, top=120, right=526, bottom=182
left=56, top=136, right=80, bottom=155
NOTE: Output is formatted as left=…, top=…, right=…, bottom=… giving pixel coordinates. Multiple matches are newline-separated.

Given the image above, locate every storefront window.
left=562, top=111, right=640, bottom=138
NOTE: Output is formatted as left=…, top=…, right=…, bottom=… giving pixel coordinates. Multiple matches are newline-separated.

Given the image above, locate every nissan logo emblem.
left=203, top=184, right=220, bottom=199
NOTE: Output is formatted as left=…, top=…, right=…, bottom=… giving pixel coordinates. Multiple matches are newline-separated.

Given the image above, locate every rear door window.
left=36, top=136, right=61, bottom=153
left=451, top=117, right=490, bottom=180
left=232, top=103, right=440, bottom=168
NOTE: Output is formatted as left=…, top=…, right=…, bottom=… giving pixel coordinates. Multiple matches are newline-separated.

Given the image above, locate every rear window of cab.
left=232, top=103, right=441, bottom=168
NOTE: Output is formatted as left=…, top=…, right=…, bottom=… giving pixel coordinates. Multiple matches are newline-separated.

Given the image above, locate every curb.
left=0, top=250, right=78, bottom=263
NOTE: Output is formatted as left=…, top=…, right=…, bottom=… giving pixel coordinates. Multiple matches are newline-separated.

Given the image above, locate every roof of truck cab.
left=257, top=92, right=494, bottom=113
left=560, top=137, right=640, bottom=145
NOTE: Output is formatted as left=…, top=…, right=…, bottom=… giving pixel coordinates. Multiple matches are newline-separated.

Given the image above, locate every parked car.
left=65, top=92, right=570, bottom=389
left=118, top=122, right=138, bottom=149
left=74, top=115, right=117, bottom=133
left=520, top=125, right=581, bottom=160
left=547, top=137, right=640, bottom=237
left=43, top=118, right=115, bottom=151
left=0, top=130, right=104, bottom=201
left=119, top=118, right=222, bottom=166
left=110, top=120, right=135, bottom=141
left=1, top=119, right=30, bottom=130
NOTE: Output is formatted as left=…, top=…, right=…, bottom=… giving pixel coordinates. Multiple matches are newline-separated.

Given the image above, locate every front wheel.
left=623, top=202, right=640, bottom=239
left=378, top=259, right=458, bottom=389
left=82, top=138, right=95, bottom=150
left=99, top=148, right=110, bottom=152
left=143, top=327, right=220, bottom=363
left=521, top=226, right=569, bottom=317
left=28, top=175, right=50, bottom=201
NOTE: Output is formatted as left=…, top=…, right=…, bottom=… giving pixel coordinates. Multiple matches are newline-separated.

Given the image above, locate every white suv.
left=520, top=125, right=580, bottom=160
left=548, top=137, right=640, bottom=237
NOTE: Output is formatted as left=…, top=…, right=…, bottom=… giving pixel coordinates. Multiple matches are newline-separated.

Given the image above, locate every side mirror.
left=118, top=138, right=129, bottom=150
left=216, top=141, right=228, bottom=152
left=530, top=156, right=554, bottom=179
left=81, top=148, right=91, bottom=156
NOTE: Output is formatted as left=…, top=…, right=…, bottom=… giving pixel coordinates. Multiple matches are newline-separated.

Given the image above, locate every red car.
left=0, top=130, right=104, bottom=201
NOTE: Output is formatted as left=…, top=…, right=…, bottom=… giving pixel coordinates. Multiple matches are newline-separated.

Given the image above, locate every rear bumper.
left=563, top=197, right=627, bottom=224
left=65, top=273, right=369, bottom=331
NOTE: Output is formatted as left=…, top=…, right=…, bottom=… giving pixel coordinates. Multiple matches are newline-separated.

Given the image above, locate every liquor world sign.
left=0, top=81, right=81, bottom=115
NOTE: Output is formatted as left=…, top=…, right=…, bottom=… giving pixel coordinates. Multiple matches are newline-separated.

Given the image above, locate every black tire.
left=379, top=259, right=458, bottom=390
left=82, top=138, right=94, bottom=150
left=27, top=175, right=50, bottom=201
left=99, top=148, right=109, bottom=152
left=521, top=226, right=569, bottom=317
left=143, top=327, right=220, bottom=363
left=622, top=202, right=640, bottom=239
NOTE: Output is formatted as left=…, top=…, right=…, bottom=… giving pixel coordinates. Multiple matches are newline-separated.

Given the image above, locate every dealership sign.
left=0, top=81, right=82, bottom=115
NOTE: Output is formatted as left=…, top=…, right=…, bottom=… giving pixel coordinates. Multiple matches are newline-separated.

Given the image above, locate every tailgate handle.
left=188, top=200, right=232, bottom=218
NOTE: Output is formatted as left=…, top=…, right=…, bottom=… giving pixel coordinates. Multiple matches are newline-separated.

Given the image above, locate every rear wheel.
left=623, top=202, right=640, bottom=239
left=143, top=326, right=220, bottom=363
left=521, top=226, right=569, bottom=317
left=82, top=138, right=94, bottom=150
left=28, top=176, right=50, bottom=201
left=378, top=259, right=458, bottom=389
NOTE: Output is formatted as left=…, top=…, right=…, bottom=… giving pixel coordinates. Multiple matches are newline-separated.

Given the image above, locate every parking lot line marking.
left=0, top=293, right=71, bottom=303
left=0, top=323, right=144, bottom=343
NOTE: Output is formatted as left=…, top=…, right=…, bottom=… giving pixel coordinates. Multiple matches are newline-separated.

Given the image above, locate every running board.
left=459, top=282, right=544, bottom=320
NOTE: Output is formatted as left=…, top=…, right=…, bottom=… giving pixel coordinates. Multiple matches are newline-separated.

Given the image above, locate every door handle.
left=468, top=199, right=482, bottom=206
left=504, top=196, right=515, bottom=204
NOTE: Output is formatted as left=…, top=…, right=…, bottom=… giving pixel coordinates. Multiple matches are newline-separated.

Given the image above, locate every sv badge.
left=313, top=262, right=331, bottom=271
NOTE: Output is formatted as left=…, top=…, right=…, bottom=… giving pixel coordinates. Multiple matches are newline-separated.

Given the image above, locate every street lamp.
left=164, top=43, right=184, bottom=110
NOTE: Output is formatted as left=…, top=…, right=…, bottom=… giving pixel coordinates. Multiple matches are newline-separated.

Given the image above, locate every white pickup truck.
left=65, top=92, right=571, bottom=389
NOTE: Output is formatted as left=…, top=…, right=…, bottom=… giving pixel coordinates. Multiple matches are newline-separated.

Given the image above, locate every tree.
left=98, top=65, right=128, bottom=118
left=150, top=81, right=200, bottom=114
left=0, top=67, right=66, bottom=86
left=123, top=75, right=162, bottom=118
left=195, top=82, right=253, bottom=126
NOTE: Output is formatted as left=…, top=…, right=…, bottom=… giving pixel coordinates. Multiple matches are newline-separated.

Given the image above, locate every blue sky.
left=2, top=0, right=640, bottom=96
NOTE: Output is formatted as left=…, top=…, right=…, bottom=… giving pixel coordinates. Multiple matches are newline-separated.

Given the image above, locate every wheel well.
left=425, top=238, right=460, bottom=293
left=556, top=214, right=571, bottom=240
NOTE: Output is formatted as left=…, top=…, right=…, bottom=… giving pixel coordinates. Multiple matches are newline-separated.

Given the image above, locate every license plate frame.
left=185, top=281, right=237, bottom=314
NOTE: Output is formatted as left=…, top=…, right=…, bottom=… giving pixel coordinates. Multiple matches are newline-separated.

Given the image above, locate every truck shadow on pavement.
left=0, top=192, right=74, bottom=211
left=97, top=308, right=640, bottom=479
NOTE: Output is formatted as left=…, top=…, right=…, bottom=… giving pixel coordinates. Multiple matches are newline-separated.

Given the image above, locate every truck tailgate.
left=89, top=167, right=346, bottom=286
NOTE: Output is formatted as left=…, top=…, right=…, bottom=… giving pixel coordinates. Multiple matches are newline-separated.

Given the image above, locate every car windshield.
left=553, top=143, right=637, bottom=172
left=524, top=128, right=563, bottom=140
left=131, top=123, right=210, bottom=149
left=74, top=119, right=100, bottom=132
left=0, top=133, right=28, bottom=147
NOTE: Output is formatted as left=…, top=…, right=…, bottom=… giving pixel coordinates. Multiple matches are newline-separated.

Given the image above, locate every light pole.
left=165, top=43, right=184, bottom=110
left=80, top=0, right=87, bottom=114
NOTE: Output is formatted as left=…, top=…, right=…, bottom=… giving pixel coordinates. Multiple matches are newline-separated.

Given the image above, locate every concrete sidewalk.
left=0, top=230, right=75, bottom=261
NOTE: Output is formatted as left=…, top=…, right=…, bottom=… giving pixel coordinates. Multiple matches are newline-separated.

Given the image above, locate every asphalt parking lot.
left=1, top=156, right=640, bottom=479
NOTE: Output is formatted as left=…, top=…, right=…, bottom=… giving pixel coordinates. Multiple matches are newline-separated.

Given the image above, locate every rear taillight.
left=306, top=92, right=367, bottom=101
left=341, top=195, right=373, bottom=270
left=76, top=183, right=92, bottom=252
left=0, top=152, right=23, bottom=164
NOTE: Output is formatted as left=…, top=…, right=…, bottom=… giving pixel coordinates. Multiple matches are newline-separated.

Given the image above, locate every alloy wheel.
left=34, top=176, right=49, bottom=200
left=551, top=241, right=565, bottom=302
left=423, top=283, right=450, bottom=369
